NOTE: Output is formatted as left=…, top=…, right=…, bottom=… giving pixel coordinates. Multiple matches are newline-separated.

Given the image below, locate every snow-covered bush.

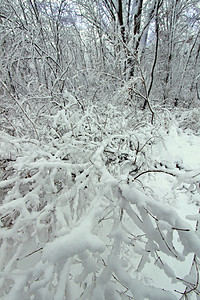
left=177, top=108, right=200, bottom=134
left=0, top=101, right=200, bottom=299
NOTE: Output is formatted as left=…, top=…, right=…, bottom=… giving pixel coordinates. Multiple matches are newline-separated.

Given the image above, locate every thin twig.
left=132, top=169, right=175, bottom=181
left=17, top=247, right=43, bottom=260
left=157, top=224, right=178, bottom=258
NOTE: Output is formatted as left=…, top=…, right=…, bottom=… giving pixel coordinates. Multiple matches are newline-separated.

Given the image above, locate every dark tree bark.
left=134, top=0, right=143, bottom=35
left=117, top=0, right=126, bottom=43
left=143, top=1, right=160, bottom=109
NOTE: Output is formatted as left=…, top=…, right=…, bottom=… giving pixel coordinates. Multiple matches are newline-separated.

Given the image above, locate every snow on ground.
left=139, top=125, right=200, bottom=297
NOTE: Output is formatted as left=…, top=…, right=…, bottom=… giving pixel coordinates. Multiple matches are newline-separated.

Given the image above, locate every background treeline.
left=0, top=0, right=199, bottom=138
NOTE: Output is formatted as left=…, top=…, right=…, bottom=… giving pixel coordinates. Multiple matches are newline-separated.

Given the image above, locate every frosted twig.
left=0, top=80, right=39, bottom=140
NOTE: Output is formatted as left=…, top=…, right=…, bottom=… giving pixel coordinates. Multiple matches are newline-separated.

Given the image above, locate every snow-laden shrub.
left=0, top=102, right=200, bottom=299
left=177, top=108, right=200, bottom=134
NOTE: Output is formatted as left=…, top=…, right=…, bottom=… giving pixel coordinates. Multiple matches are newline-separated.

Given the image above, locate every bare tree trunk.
left=117, top=0, right=126, bottom=43
left=134, top=0, right=143, bottom=35
left=143, top=0, right=160, bottom=109
left=163, top=0, right=180, bottom=101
